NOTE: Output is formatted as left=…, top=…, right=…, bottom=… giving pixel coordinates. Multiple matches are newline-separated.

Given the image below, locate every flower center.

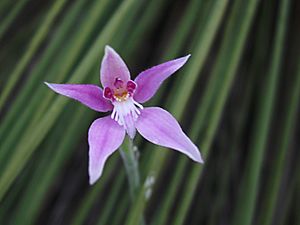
left=103, top=78, right=143, bottom=128
left=113, top=89, right=129, bottom=102
left=111, top=97, right=143, bottom=126
left=103, top=78, right=137, bottom=102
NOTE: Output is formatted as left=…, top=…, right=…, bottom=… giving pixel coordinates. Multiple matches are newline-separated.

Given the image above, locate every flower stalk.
left=119, top=136, right=146, bottom=225
left=119, top=137, right=141, bottom=200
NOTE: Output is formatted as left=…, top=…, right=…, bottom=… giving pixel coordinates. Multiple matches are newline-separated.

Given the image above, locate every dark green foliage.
left=0, top=0, right=299, bottom=224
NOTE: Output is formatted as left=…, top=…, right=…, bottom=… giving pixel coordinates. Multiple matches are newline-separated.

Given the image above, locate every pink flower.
left=45, top=46, right=203, bottom=184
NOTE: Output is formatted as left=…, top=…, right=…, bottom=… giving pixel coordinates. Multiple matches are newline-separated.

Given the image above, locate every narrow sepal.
left=134, top=55, right=190, bottom=103
left=100, top=45, right=130, bottom=88
left=45, top=82, right=113, bottom=112
left=88, top=116, right=125, bottom=184
left=135, top=107, right=203, bottom=163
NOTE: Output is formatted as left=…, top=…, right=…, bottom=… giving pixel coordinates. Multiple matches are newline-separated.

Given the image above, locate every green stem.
left=119, top=136, right=146, bottom=225
left=119, top=137, right=141, bottom=200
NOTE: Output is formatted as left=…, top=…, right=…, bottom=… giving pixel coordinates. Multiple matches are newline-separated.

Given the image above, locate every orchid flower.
left=45, top=46, right=203, bottom=185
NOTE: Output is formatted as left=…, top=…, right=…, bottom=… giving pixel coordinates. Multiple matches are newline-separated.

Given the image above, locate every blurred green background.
left=0, top=0, right=299, bottom=224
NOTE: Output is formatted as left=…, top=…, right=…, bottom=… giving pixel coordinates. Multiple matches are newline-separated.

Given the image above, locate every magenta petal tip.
left=44, top=82, right=57, bottom=90
left=104, top=45, right=113, bottom=52
left=185, top=54, right=191, bottom=59
left=44, top=82, right=58, bottom=92
left=194, top=151, right=204, bottom=164
left=89, top=177, right=97, bottom=185
left=180, top=54, right=191, bottom=65
left=44, top=81, right=51, bottom=87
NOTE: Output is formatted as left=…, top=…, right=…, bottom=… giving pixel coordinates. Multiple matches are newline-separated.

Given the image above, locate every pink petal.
left=135, top=107, right=203, bottom=163
left=45, top=82, right=113, bottom=112
left=134, top=55, right=190, bottom=103
left=88, top=116, right=125, bottom=184
left=100, top=45, right=130, bottom=88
